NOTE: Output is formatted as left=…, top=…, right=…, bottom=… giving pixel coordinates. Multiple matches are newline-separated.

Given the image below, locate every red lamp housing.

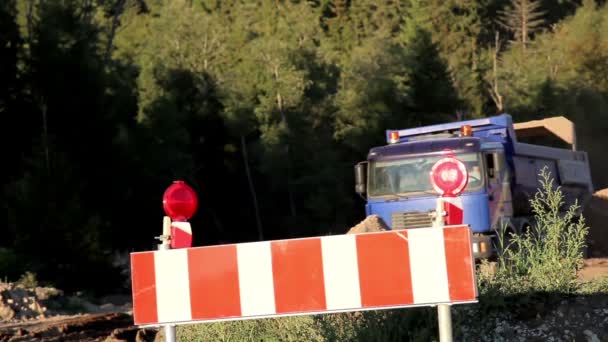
left=389, top=131, right=400, bottom=144
left=162, top=180, right=198, bottom=221
left=429, top=157, right=469, bottom=197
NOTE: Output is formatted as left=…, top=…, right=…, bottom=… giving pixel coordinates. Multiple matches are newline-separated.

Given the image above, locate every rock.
left=0, top=302, right=15, bottom=321
left=136, top=328, right=159, bottom=342
left=35, top=286, right=62, bottom=300
left=583, top=330, right=600, bottom=342
left=346, top=215, right=389, bottom=234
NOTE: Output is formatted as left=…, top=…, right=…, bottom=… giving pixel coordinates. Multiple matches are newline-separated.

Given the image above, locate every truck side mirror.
left=355, top=162, right=368, bottom=196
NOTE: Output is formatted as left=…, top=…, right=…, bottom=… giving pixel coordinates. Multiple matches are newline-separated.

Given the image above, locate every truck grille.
left=391, top=210, right=433, bottom=229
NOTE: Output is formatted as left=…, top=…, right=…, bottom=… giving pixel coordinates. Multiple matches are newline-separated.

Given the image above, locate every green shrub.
left=176, top=309, right=437, bottom=342
left=490, top=166, right=589, bottom=294
left=178, top=315, right=325, bottom=342
left=16, top=271, right=39, bottom=288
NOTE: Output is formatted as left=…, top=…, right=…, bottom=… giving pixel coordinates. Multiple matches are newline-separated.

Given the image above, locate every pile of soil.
left=346, top=214, right=389, bottom=234
left=0, top=282, right=144, bottom=342
left=0, top=283, right=62, bottom=322
left=583, top=189, right=608, bottom=257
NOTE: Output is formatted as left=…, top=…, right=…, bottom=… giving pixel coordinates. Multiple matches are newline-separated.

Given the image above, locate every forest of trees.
left=2, top=0, right=608, bottom=295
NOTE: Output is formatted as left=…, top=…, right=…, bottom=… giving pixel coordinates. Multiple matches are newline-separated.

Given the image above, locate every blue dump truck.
left=354, top=114, right=594, bottom=258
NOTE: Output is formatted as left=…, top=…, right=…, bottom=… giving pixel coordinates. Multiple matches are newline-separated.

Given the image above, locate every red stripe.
left=170, top=225, right=192, bottom=249
left=443, top=226, right=476, bottom=301
left=356, top=231, right=414, bottom=307
left=444, top=198, right=463, bottom=225
left=188, top=245, right=241, bottom=319
left=271, top=238, right=326, bottom=313
left=130, top=252, right=158, bottom=325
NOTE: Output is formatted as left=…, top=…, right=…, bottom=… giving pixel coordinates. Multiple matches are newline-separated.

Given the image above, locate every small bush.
left=488, top=167, right=589, bottom=294
left=16, top=271, right=39, bottom=288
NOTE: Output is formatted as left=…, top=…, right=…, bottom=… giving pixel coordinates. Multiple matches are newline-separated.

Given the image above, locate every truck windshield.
left=368, top=152, right=484, bottom=198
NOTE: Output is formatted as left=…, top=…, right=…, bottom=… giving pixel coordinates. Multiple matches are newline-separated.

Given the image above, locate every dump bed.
left=512, top=116, right=593, bottom=193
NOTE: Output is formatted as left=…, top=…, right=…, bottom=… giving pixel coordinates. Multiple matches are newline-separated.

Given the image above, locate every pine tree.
left=497, top=0, right=546, bottom=49
left=404, top=0, right=487, bottom=117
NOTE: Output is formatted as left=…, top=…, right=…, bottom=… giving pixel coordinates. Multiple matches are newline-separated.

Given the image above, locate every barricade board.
left=130, top=225, right=477, bottom=327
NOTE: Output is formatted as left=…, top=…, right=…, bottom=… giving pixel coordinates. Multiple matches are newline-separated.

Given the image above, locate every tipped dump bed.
left=513, top=116, right=577, bottom=150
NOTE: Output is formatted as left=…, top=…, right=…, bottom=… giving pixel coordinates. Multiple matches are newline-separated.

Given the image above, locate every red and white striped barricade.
left=130, top=224, right=477, bottom=327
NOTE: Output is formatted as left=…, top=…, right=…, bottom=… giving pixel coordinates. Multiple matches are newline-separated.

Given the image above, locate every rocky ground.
left=0, top=192, right=607, bottom=342
left=457, top=292, right=608, bottom=341
left=0, top=282, right=154, bottom=342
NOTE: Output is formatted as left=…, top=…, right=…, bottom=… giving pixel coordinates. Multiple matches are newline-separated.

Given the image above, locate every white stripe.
left=171, top=221, right=192, bottom=234
left=154, top=249, right=192, bottom=323
left=321, top=235, right=362, bottom=310
left=408, top=227, right=450, bottom=304
left=443, top=197, right=462, bottom=209
left=237, top=241, right=276, bottom=316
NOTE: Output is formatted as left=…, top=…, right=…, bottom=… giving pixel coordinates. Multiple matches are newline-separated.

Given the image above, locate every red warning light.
left=162, top=181, right=198, bottom=221
left=430, top=157, right=469, bottom=197
left=389, top=131, right=400, bottom=144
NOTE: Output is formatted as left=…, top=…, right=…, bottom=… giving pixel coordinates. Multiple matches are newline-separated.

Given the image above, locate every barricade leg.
left=437, top=304, right=453, bottom=342
left=164, top=325, right=176, bottom=342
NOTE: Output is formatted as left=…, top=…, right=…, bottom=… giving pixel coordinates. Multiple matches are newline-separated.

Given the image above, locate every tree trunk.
left=241, top=135, right=264, bottom=241
left=488, top=31, right=504, bottom=113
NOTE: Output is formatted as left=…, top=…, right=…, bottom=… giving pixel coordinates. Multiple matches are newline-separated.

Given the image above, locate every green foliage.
left=177, top=309, right=440, bottom=342
left=487, top=167, right=589, bottom=294
left=16, top=271, right=38, bottom=288
left=178, top=315, right=325, bottom=342
left=404, top=0, right=487, bottom=116
left=577, top=276, right=608, bottom=295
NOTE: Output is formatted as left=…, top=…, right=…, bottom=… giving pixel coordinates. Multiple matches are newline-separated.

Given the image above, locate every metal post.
left=437, top=304, right=453, bottom=342
left=433, top=197, right=454, bottom=342
left=157, top=216, right=176, bottom=342
left=163, top=325, right=176, bottom=342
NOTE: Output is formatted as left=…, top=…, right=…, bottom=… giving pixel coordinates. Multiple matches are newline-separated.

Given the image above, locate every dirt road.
left=0, top=312, right=156, bottom=342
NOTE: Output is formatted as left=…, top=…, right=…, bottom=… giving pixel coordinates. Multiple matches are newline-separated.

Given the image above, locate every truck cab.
left=355, top=113, right=593, bottom=259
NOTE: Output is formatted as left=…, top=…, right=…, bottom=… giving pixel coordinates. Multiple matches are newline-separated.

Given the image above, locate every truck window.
left=368, top=152, right=484, bottom=198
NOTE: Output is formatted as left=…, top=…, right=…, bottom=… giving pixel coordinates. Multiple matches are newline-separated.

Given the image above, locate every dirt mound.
left=594, top=188, right=608, bottom=200
left=0, top=281, right=153, bottom=342
left=0, top=283, right=63, bottom=322
left=346, top=215, right=389, bottom=234
left=583, top=190, right=608, bottom=257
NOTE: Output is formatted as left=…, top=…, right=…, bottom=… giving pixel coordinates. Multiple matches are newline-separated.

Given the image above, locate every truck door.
left=485, top=150, right=513, bottom=229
